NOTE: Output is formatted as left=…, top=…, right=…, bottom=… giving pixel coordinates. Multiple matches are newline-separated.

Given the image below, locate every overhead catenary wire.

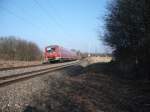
left=33, top=0, right=73, bottom=38
left=47, top=0, right=65, bottom=25
left=47, top=0, right=74, bottom=37
left=33, top=0, right=63, bottom=28
left=9, top=1, right=51, bottom=34
left=0, top=6, right=49, bottom=35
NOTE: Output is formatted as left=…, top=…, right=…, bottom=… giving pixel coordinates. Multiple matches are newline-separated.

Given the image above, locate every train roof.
left=45, top=45, right=60, bottom=48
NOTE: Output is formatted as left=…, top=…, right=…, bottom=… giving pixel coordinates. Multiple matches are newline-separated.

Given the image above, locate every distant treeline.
left=0, top=36, right=42, bottom=61
left=102, top=0, right=150, bottom=79
left=77, top=52, right=112, bottom=59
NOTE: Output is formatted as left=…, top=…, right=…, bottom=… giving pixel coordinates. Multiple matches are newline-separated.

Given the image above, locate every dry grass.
left=0, top=60, right=41, bottom=68
left=58, top=68, right=150, bottom=112
left=85, top=56, right=112, bottom=64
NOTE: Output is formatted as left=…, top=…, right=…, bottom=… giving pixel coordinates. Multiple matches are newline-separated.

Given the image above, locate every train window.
left=51, top=48, right=56, bottom=51
left=46, top=47, right=55, bottom=52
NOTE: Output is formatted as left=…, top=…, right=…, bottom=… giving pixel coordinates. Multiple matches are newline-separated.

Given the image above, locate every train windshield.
left=46, top=47, right=56, bottom=52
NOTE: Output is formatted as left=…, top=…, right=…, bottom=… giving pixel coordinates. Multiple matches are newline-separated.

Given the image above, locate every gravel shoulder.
left=0, top=58, right=149, bottom=112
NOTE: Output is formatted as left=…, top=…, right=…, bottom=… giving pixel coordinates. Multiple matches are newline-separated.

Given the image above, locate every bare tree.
left=102, top=0, right=150, bottom=78
left=0, top=36, right=42, bottom=61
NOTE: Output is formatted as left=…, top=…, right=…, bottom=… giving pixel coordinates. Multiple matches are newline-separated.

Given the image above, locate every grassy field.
left=0, top=60, right=41, bottom=68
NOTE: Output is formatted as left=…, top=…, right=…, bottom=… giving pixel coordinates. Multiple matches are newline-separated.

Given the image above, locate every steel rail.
left=0, top=61, right=79, bottom=87
left=0, top=61, right=77, bottom=71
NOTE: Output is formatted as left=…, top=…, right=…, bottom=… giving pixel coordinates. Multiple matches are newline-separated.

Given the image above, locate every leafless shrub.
left=0, top=36, right=42, bottom=61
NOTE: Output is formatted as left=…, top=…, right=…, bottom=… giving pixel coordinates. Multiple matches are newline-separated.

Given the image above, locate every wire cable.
left=0, top=6, right=48, bottom=34
left=33, top=0, right=73, bottom=37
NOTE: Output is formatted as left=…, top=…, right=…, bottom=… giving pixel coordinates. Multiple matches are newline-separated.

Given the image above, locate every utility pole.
left=88, top=42, right=91, bottom=57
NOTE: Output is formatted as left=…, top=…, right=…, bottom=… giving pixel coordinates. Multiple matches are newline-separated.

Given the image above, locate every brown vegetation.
left=53, top=63, right=150, bottom=112
left=0, top=60, right=41, bottom=68
left=102, top=0, right=150, bottom=79
left=0, top=36, right=42, bottom=61
left=23, top=62, right=150, bottom=112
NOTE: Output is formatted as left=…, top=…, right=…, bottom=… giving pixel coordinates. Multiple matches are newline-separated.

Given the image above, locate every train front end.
left=43, top=45, right=61, bottom=63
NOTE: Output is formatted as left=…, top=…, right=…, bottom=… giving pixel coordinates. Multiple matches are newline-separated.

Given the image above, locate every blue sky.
left=0, top=0, right=109, bottom=53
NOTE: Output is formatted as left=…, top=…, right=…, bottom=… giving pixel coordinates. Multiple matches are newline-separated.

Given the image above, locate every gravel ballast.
left=0, top=58, right=149, bottom=112
left=0, top=71, right=65, bottom=112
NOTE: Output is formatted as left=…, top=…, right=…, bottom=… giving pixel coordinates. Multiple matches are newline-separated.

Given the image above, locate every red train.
left=43, top=45, right=78, bottom=63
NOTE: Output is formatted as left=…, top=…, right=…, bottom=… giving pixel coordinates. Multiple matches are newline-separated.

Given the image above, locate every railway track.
left=0, top=61, right=79, bottom=87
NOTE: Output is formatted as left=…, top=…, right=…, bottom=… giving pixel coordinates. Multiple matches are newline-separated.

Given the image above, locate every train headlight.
left=55, top=57, right=60, bottom=60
